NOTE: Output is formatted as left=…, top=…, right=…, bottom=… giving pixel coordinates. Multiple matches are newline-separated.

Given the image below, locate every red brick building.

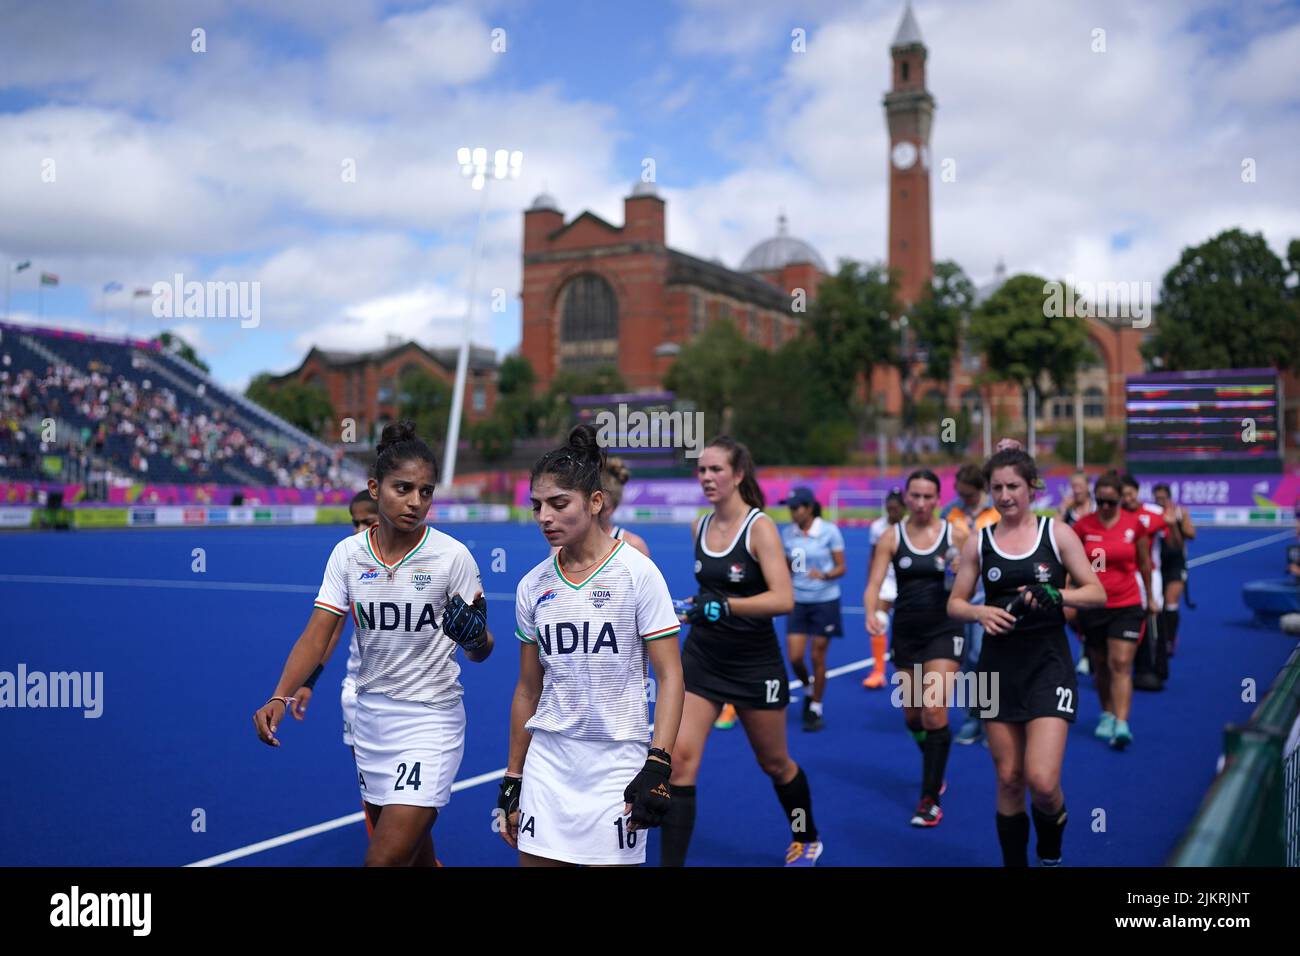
left=521, top=184, right=820, bottom=392
left=272, top=340, right=498, bottom=443
left=518, top=2, right=1152, bottom=442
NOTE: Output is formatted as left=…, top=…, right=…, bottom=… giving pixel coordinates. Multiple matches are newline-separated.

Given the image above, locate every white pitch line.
left=1185, top=530, right=1294, bottom=568
left=170, top=528, right=1299, bottom=866
left=188, top=658, right=879, bottom=867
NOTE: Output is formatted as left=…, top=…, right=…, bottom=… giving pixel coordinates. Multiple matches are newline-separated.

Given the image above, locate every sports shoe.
left=1076, top=655, right=1091, bottom=675
left=1039, top=857, right=1062, bottom=867
left=955, top=717, right=984, bottom=745
left=784, top=840, right=823, bottom=866
left=802, top=708, right=826, bottom=732
left=1110, top=719, right=1132, bottom=750
left=862, top=670, right=886, bottom=690
left=1094, top=711, right=1116, bottom=740
left=910, top=797, right=943, bottom=828
left=714, top=703, right=738, bottom=730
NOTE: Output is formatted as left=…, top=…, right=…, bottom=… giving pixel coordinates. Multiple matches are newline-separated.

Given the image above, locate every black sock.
left=790, top=659, right=810, bottom=688
left=921, top=725, right=951, bottom=802
left=774, top=766, right=819, bottom=842
left=907, top=719, right=927, bottom=753
left=1032, top=803, right=1068, bottom=862
left=995, top=812, right=1030, bottom=867
left=659, top=784, right=696, bottom=867
left=1166, top=609, right=1180, bottom=646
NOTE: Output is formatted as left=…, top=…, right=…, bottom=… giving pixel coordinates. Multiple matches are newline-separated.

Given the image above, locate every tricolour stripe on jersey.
left=641, top=624, right=680, bottom=641
left=363, top=525, right=430, bottom=573
left=553, top=539, right=623, bottom=590
left=314, top=600, right=346, bottom=617
left=515, top=626, right=536, bottom=644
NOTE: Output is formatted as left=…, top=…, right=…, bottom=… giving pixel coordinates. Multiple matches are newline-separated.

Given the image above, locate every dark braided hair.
left=531, top=423, right=606, bottom=498
left=374, top=420, right=438, bottom=485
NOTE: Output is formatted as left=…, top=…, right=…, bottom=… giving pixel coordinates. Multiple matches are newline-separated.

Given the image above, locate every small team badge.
left=1034, top=562, right=1052, bottom=583
left=589, top=587, right=612, bottom=608
left=987, top=566, right=1003, bottom=582
left=411, top=571, right=433, bottom=591
left=728, top=562, right=745, bottom=583
left=899, top=555, right=913, bottom=569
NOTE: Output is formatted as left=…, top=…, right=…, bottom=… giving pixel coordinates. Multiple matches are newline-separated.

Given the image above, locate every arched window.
left=558, top=274, right=619, bottom=372
left=1084, top=386, right=1105, bottom=419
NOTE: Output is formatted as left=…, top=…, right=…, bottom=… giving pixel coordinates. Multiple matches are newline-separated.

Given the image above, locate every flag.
left=40, top=272, right=59, bottom=286
left=103, top=281, right=123, bottom=294
left=15, top=261, right=31, bottom=272
left=133, top=288, right=151, bottom=298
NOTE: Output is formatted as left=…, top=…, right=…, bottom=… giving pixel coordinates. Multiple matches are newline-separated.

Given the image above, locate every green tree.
left=908, top=260, right=975, bottom=388
left=469, top=415, right=513, bottom=463
left=156, top=330, right=209, bottom=373
left=807, top=260, right=900, bottom=407
left=732, top=338, right=857, bottom=464
left=662, top=319, right=757, bottom=437
left=494, top=354, right=542, bottom=439
left=538, top=366, right=628, bottom=438
left=245, top=374, right=334, bottom=436
left=1142, top=228, right=1300, bottom=375
left=969, top=273, right=1090, bottom=429
left=398, top=369, right=460, bottom=446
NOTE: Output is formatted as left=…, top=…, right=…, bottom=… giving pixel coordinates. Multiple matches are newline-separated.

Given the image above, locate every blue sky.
left=1, top=0, right=1298, bottom=392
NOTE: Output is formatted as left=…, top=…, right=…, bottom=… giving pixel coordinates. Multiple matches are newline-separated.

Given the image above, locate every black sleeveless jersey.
left=980, top=515, right=1067, bottom=633
left=891, top=518, right=955, bottom=620
left=693, top=507, right=775, bottom=639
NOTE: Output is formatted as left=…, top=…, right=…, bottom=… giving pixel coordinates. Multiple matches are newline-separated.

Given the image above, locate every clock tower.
left=883, top=2, right=935, bottom=307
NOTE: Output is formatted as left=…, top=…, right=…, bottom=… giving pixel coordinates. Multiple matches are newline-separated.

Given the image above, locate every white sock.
left=809, top=700, right=823, bottom=716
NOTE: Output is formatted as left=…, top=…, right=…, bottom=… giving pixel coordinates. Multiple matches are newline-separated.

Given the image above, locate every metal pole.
left=1027, top=382, right=1037, bottom=457
left=982, top=392, right=992, bottom=457
left=1075, top=388, right=1084, bottom=470
left=441, top=181, right=490, bottom=490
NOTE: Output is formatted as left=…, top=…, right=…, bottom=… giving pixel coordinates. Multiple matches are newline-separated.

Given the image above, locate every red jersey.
left=1073, top=510, right=1152, bottom=608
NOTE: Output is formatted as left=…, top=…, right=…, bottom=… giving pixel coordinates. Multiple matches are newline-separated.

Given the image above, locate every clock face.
left=892, top=141, right=918, bottom=170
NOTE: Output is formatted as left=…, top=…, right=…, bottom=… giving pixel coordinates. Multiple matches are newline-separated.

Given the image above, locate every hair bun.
left=377, top=419, right=419, bottom=457
left=567, top=423, right=604, bottom=465
left=605, top=456, right=631, bottom=485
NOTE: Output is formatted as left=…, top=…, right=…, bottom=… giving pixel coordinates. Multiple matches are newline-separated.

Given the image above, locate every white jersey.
left=314, top=525, right=483, bottom=705
left=869, top=516, right=899, bottom=596
left=514, top=539, right=679, bottom=743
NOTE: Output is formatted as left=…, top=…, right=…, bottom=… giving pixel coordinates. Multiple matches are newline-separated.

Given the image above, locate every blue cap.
left=780, top=486, right=816, bottom=508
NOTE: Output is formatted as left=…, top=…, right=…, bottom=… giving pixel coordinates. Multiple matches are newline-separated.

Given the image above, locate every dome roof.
left=530, top=192, right=559, bottom=211
left=740, top=214, right=827, bottom=272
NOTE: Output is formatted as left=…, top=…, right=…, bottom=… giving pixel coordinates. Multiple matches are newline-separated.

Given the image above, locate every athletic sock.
left=921, top=725, right=952, bottom=802
left=996, top=811, right=1030, bottom=867
left=870, top=635, right=888, bottom=674
left=809, top=699, right=823, bottom=716
left=907, top=718, right=927, bottom=753
left=659, top=784, right=696, bottom=867
left=773, top=765, right=819, bottom=842
left=1032, top=803, right=1068, bottom=862
left=1165, top=608, right=1180, bottom=653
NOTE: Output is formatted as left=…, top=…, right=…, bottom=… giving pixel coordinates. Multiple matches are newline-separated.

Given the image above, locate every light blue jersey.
left=782, top=516, right=846, bottom=603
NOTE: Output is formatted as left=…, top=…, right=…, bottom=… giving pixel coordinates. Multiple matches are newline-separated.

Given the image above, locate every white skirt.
left=517, top=730, right=648, bottom=866
left=341, top=675, right=358, bottom=748
left=353, top=692, right=465, bottom=809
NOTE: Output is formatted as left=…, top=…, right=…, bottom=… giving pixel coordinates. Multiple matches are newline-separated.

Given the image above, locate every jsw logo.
left=536, top=621, right=620, bottom=655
